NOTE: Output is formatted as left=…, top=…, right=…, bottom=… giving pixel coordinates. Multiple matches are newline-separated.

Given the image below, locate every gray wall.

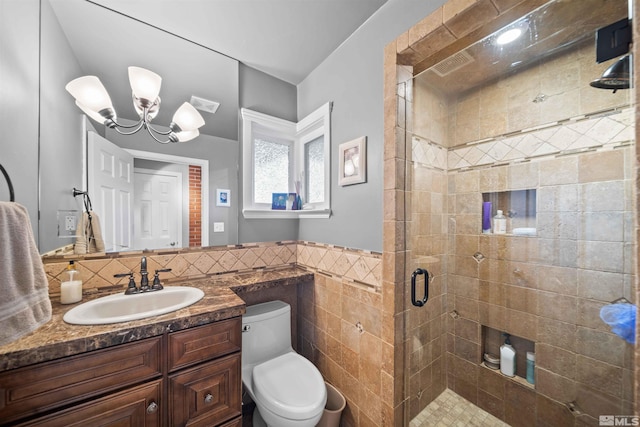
left=297, top=0, right=447, bottom=252
left=39, top=0, right=85, bottom=253
left=0, top=0, right=40, bottom=239
left=238, top=63, right=298, bottom=244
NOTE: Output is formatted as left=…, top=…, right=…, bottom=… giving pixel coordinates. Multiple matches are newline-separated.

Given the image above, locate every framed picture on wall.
left=338, top=136, right=367, bottom=186
left=216, top=189, right=230, bottom=207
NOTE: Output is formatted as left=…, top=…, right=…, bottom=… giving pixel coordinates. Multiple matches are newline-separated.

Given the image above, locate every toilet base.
left=252, top=407, right=267, bottom=427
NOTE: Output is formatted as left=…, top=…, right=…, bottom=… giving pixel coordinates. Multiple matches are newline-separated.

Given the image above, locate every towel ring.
left=0, top=163, right=15, bottom=202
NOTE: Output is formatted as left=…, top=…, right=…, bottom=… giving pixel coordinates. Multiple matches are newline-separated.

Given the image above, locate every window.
left=241, top=103, right=331, bottom=218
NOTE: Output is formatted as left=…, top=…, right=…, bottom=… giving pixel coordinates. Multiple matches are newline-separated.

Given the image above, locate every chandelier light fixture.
left=65, top=66, right=205, bottom=143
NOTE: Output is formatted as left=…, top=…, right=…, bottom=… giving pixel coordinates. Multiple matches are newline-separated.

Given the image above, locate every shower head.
left=590, top=54, right=631, bottom=93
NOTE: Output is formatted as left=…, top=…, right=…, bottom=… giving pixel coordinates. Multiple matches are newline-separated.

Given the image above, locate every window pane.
left=254, top=138, right=290, bottom=204
left=305, top=136, right=324, bottom=204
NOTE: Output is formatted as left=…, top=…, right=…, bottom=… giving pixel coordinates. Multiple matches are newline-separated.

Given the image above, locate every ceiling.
left=48, top=0, right=387, bottom=140
left=90, top=0, right=388, bottom=86
left=415, top=0, right=628, bottom=97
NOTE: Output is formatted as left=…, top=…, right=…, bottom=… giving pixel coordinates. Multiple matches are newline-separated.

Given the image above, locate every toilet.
left=242, top=300, right=327, bottom=427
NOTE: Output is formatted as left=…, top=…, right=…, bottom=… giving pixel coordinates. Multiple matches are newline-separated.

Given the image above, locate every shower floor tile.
left=410, top=389, right=509, bottom=427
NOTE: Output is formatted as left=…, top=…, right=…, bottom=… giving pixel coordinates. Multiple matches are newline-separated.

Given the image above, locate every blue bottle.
left=526, top=352, right=535, bottom=384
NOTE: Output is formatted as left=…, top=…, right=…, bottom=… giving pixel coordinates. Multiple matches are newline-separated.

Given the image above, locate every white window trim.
left=241, top=103, right=331, bottom=219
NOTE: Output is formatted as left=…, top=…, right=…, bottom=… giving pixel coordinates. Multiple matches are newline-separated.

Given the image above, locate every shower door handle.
left=411, top=268, right=429, bottom=307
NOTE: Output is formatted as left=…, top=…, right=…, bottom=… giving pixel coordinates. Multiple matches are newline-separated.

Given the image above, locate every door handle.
left=411, top=268, right=429, bottom=307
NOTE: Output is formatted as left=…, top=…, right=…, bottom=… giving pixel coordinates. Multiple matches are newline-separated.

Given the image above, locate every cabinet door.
left=169, top=353, right=241, bottom=427
left=18, top=380, right=161, bottom=427
left=0, top=336, right=162, bottom=424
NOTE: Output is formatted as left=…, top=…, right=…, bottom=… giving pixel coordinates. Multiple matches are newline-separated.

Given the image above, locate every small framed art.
left=338, top=136, right=366, bottom=186
left=216, top=189, right=231, bottom=207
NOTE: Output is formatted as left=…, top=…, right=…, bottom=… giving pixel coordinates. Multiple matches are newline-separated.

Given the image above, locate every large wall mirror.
left=38, top=0, right=247, bottom=255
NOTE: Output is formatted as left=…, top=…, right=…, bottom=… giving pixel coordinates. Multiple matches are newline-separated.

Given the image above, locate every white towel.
left=0, top=202, right=52, bottom=345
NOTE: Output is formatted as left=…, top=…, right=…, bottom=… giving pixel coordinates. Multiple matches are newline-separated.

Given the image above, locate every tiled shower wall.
left=389, top=1, right=638, bottom=426
left=445, top=148, right=635, bottom=426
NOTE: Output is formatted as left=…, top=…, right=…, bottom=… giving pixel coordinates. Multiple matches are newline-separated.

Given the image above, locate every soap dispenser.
left=500, top=333, right=516, bottom=377
left=61, top=260, right=83, bottom=304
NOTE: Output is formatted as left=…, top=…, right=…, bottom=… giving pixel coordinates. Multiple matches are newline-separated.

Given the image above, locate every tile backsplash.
left=42, top=241, right=382, bottom=299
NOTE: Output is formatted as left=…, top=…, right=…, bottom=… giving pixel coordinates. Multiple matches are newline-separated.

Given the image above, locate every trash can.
left=317, top=382, right=346, bottom=427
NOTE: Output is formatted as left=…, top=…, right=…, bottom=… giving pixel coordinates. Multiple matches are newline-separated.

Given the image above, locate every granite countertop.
left=0, top=267, right=313, bottom=372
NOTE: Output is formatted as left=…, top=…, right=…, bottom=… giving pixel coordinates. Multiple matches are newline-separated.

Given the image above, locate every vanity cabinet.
left=0, top=317, right=242, bottom=427
left=168, top=319, right=242, bottom=426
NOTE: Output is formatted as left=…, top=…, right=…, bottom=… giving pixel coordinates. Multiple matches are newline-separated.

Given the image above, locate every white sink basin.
left=63, top=286, right=205, bottom=325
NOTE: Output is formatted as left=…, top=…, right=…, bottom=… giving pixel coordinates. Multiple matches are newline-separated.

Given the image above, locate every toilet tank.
left=242, top=300, right=293, bottom=367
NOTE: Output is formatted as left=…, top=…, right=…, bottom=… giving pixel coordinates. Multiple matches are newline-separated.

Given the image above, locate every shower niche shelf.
left=481, top=189, right=536, bottom=236
left=481, top=325, right=535, bottom=389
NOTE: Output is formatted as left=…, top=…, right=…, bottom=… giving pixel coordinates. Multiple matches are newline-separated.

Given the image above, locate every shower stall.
left=392, top=0, right=637, bottom=425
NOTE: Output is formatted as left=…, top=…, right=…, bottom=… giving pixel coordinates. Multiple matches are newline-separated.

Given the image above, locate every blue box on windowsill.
left=271, top=193, right=288, bottom=210
left=272, top=193, right=301, bottom=210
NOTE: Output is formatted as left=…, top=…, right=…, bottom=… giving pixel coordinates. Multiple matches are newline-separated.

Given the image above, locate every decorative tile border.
left=296, top=241, right=383, bottom=291
left=412, top=137, right=447, bottom=170
left=42, top=241, right=382, bottom=298
left=447, top=108, right=634, bottom=171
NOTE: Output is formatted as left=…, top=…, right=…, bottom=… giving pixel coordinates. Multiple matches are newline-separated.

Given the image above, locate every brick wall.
left=189, top=165, right=202, bottom=247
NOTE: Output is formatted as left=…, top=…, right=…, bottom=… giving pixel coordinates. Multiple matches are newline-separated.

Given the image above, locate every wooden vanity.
left=0, top=267, right=313, bottom=427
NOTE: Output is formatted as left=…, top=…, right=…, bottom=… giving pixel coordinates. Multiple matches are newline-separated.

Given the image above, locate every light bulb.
left=128, top=66, right=162, bottom=106
left=172, top=102, right=205, bottom=131
left=65, top=76, right=114, bottom=113
left=496, top=28, right=522, bottom=45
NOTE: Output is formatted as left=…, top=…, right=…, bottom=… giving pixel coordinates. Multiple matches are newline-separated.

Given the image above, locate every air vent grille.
left=431, top=50, right=475, bottom=77
left=190, top=96, right=220, bottom=114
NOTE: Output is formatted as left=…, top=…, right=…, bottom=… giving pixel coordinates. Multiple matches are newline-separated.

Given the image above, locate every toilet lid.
left=253, top=352, right=327, bottom=421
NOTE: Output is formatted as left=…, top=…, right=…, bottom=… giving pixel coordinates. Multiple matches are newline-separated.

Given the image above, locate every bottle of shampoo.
left=61, top=260, right=83, bottom=304
left=500, top=333, right=516, bottom=377
left=493, top=210, right=507, bottom=234
left=526, top=352, right=535, bottom=384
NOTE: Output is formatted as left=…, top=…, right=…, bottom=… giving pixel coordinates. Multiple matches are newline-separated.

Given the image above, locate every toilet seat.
left=252, top=352, right=327, bottom=421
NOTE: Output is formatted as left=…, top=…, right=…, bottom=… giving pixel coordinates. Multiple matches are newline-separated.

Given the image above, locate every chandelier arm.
left=144, top=126, right=173, bottom=144
left=111, top=117, right=145, bottom=130
left=112, top=120, right=146, bottom=136
left=145, top=122, right=174, bottom=136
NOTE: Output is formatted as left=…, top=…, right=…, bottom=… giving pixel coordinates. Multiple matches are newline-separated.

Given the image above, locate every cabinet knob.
left=147, top=401, right=159, bottom=414
left=204, top=393, right=214, bottom=404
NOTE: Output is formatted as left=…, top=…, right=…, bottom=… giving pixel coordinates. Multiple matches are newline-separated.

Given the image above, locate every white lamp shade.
left=65, top=76, right=114, bottom=113
left=128, top=66, right=162, bottom=103
left=175, top=129, right=199, bottom=142
left=172, top=102, right=205, bottom=131
left=76, top=101, right=113, bottom=123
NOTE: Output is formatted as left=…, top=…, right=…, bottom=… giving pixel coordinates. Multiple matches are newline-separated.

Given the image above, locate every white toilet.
left=242, top=300, right=327, bottom=427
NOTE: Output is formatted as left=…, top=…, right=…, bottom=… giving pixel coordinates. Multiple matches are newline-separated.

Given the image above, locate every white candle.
left=61, top=280, right=83, bottom=304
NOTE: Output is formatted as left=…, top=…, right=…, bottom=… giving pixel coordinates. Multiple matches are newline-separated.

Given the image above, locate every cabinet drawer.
left=18, top=380, right=162, bottom=427
left=169, top=353, right=241, bottom=427
left=219, top=417, right=242, bottom=427
left=0, top=336, right=162, bottom=425
left=168, top=317, right=241, bottom=372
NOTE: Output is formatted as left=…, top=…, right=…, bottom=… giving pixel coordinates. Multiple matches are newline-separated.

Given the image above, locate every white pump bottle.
left=500, top=333, right=516, bottom=377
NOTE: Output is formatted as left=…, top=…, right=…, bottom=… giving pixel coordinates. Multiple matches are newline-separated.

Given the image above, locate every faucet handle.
left=152, top=268, right=172, bottom=290
left=115, top=272, right=138, bottom=294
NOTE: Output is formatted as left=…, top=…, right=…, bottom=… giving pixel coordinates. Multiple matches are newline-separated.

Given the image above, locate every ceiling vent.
left=190, top=96, right=220, bottom=114
left=431, top=50, right=475, bottom=77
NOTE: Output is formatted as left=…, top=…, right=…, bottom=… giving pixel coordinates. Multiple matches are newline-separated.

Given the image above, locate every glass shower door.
left=400, top=0, right=635, bottom=425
